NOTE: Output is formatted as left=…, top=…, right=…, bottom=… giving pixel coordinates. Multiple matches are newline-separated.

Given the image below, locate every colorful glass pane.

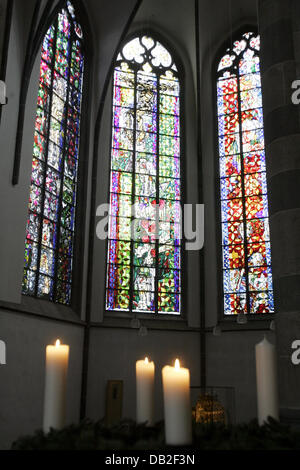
left=217, top=32, right=274, bottom=315
left=22, top=3, right=84, bottom=305
left=106, top=36, right=181, bottom=315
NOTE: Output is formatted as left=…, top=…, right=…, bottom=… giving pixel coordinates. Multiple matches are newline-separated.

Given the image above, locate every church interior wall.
left=0, top=0, right=297, bottom=449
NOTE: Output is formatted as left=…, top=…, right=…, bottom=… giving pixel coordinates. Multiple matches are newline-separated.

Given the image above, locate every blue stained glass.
left=217, top=77, right=238, bottom=96
left=220, top=176, right=242, bottom=200
left=110, top=193, right=132, bottom=218
left=223, top=269, right=247, bottom=294
left=219, top=133, right=240, bottom=156
left=37, top=274, right=54, bottom=299
left=108, top=240, right=131, bottom=265
left=218, top=113, right=240, bottom=136
left=220, top=155, right=241, bottom=178
left=239, top=55, right=260, bottom=75
left=217, top=32, right=273, bottom=316
left=250, top=290, right=274, bottom=314
left=224, top=293, right=247, bottom=315
left=68, top=86, right=81, bottom=111
left=158, top=269, right=181, bottom=293
left=109, top=216, right=131, bottom=241
left=106, top=290, right=130, bottom=311
left=222, top=221, right=244, bottom=246
left=248, top=266, right=273, bottom=292
left=245, top=194, right=269, bottom=219
left=24, top=242, right=39, bottom=271
left=111, top=171, right=132, bottom=195
left=217, top=93, right=238, bottom=116
left=244, top=151, right=266, bottom=174
left=107, top=35, right=182, bottom=315
left=23, top=2, right=84, bottom=305
left=66, top=132, right=80, bottom=158
left=113, top=128, right=134, bottom=151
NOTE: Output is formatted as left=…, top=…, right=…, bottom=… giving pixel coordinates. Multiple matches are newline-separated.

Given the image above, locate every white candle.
left=162, top=359, right=192, bottom=446
left=43, top=340, right=69, bottom=433
left=255, top=336, right=279, bottom=425
left=136, top=357, right=155, bottom=426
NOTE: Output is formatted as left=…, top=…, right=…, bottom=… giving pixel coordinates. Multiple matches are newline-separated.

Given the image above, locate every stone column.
left=259, top=0, right=300, bottom=423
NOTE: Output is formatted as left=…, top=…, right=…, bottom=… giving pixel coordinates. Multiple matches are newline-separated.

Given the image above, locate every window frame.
left=213, top=26, right=275, bottom=322
left=104, top=30, right=187, bottom=319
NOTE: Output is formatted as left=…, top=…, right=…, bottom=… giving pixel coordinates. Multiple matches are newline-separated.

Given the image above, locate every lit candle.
left=43, top=340, right=69, bottom=433
left=255, top=336, right=279, bottom=425
left=162, top=359, right=192, bottom=446
left=136, top=357, right=155, bottom=426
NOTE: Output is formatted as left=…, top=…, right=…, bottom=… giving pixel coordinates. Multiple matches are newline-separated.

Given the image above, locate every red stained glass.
left=244, top=152, right=266, bottom=174
left=217, top=78, right=238, bottom=96
left=222, top=198, right=244, bottom=222
left=217, top=32, right=273, bottom=315
left=218, top=93, right=239, bottom=115
left=223, top=244, right=245, bottom=269
left=224, top=293, right=247, bottom=315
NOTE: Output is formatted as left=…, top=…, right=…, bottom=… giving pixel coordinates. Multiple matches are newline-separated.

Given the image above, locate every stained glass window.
left=22, top=1, right=84, bottom=306
left=217, top=32, right=274, bottom=315
left=106, top=36, right=182, bottom=315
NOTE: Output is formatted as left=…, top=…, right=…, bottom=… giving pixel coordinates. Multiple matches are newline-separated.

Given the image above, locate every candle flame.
left=175, top=359, right=180, bottom=370
left=55, top=340, right=61, bottom=347
left=145, top=357, right=149, bottom=364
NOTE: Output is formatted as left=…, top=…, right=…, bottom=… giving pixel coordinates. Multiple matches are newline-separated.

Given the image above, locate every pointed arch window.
left=106, top=35, right=182, bottom=315
left=217, top=32, right=274, bottom=315
left=22, top=1, right=84, bottom=305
